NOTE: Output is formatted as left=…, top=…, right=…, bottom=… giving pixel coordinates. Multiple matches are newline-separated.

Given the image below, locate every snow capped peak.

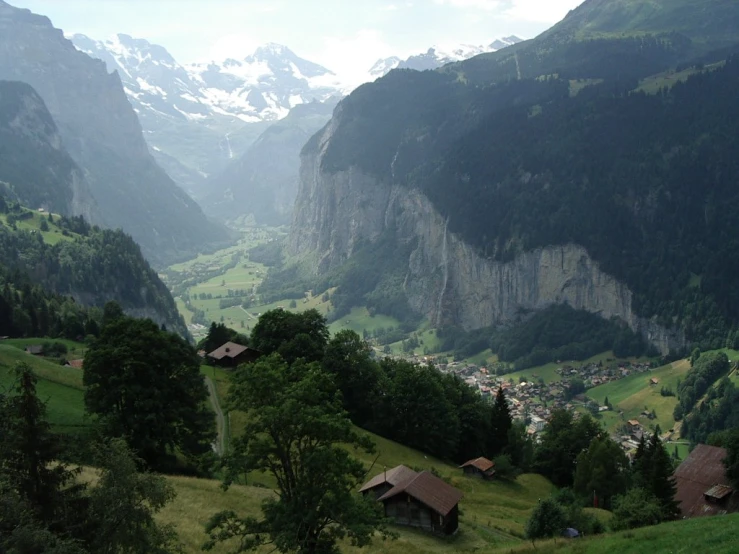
left=368, top=35, right=525, bottom=80
left=252, top=42, right=292, bottom=58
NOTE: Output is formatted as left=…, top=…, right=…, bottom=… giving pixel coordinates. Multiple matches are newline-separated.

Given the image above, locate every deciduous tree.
left=83, top=316, right=214, bottom=471
left=204, top=354, right=391, bottom=554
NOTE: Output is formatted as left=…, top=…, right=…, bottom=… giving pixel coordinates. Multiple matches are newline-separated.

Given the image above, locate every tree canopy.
left=83, top=316, right=214, bottom=471
left=204, top=353, right=390, bottom=553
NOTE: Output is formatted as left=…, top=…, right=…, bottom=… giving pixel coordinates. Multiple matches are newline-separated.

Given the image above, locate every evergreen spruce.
left=489, top=386, right=512, bottom=457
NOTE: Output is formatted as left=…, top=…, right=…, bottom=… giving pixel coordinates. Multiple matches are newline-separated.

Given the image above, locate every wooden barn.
left=359, top=465, right=418, bottom=499
left=207, top=342, right=261, bottom=368
left=459, top=457, right=495, bottom=479
left=372, top=471, right=463, bottom=535
left=674, top=444, right=738, bottom=518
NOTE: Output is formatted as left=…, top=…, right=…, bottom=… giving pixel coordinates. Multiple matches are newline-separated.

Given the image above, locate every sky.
left=10, top=0, right=585, bottom=81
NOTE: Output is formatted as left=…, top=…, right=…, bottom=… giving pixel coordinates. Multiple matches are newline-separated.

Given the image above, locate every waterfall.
left=436, top=217, right=449, bottom=327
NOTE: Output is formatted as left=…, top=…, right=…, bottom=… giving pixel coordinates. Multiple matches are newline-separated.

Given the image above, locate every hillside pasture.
left=587, top=359, right=691, bottom=433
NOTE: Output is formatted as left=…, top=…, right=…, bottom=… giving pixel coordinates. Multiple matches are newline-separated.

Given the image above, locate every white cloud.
left=208, top=34, right=261, bottom=62
left=313, top=29, right=395, bottom=88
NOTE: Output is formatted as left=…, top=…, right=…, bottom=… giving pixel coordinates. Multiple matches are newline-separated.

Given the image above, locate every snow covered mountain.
left=369, top=35, right=525, bottom=79
left=70, top=34, right=343, bottom=194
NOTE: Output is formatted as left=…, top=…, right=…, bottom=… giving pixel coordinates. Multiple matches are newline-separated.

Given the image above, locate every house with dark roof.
left=207, top=342, right=261, bottom=368
left=359, top=465, right=418, bottom=499
left=361, top=468, right=463, bottom=535
left=674, top=444, right=737, bottom=518
left=460, top=457, right=495, bottom=480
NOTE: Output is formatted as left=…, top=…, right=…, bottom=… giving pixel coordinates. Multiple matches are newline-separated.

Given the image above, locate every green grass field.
left=0, top=343, right=87, bottom=433
left=0, top=209, right=82, bottom=245
left=587, top=359, right=690, bottom=434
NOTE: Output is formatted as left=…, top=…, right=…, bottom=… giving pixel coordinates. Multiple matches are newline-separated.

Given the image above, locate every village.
left=388, top=351, right=660, bottom=457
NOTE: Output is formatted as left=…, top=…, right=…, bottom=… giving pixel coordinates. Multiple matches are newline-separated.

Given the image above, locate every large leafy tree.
left=204, top=353, right=390, bottom=554
left=83, top=316, right=214, bottom=470
left=611, top=488, right=664, bottom=531
left=322, top=330, right=382, bottom=427
left=489, top=386, right=512, bottom=457
left=250, top=308, right=329, bottom=364
left=573, top=436, right=629, bottom=509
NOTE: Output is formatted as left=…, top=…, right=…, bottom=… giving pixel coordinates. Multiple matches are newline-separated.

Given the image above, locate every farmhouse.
left=359, top=465, right=418, bottom=499
left=375, top=471, right=463, bottom=535
left=460, top=457, right=495, bottom=479
left=207, top=341, right=261, bottom=368
left=674, top=444, right=738, bottom=518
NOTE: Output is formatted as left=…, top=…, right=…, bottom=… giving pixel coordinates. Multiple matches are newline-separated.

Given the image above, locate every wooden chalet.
left=377, top=471, right=463, bottom=535
left=459, top=457, right=495, bottom=480
left=359, top=465, right=417, bottom=499
left=207, top=342, right=261, bottom=368
left=674, top=444, right=738, bottom=518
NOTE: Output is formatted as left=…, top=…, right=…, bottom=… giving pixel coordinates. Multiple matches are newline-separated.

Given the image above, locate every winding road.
left=204, top=376, right=226, bottom=456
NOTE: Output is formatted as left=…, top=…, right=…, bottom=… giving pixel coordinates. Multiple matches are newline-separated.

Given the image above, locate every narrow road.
left=204, top=376, right=226, bottom=456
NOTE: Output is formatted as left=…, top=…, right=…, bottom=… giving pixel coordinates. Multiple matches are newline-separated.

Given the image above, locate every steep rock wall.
left=290, top=119, right=685, bottom=355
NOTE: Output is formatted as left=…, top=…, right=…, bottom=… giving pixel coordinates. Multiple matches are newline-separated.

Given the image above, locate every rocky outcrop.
left=0, top=80, right=98, bottom=220
left=290, top=118, right=685, bottom=355
left=0, top=1, right=229, bottom=266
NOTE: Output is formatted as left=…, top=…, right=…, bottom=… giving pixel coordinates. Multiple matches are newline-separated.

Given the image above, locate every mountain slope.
left=289, top=0, right=739, bottom=355
left=0, top=203, right=188, bottom=336
left=0, top=1, right=229, bottom=266
left=0, top=80, right=97, bottom=221
left=202, top=100, right=337, bottom=224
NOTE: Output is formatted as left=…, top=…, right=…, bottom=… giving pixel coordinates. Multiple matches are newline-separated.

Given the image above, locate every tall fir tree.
left=632, top=427, right=679, bottom=520
left=489, top=386, right=512, bottom=458
left=0, top=363, right=84, bottom=527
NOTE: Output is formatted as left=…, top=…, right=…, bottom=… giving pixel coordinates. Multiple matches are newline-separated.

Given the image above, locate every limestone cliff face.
left=290, top=117, right=685, bottom=355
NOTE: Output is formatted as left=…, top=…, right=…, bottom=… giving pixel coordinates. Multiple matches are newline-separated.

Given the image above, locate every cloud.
left=313, top=29, right=395, bottom=88
left=208, top=34, right=262, bottom=61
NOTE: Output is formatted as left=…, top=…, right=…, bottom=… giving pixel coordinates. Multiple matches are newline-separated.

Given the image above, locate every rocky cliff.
left=0, top=80, right=98, bottom=221
left=0, top=1, right=229, bottom=266
left=290, top=115, right=685, bottom=355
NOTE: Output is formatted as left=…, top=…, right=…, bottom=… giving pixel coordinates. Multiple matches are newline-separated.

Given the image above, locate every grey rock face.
left=0, top=80, right=98, bottom=220
left=290, top=119, right=684, bottom=355
left=0, top=1, right=228, bottom=266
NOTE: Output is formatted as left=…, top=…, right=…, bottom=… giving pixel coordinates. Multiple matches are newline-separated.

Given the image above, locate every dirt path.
left=204, top=376, right=226, bottom=456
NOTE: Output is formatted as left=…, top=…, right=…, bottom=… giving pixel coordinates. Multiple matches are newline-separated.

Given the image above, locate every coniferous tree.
left=0, top=363, right=82, bottom=525
left=489, top=386, right=512, bottom=457
left=646, top=429, right=680, bottom=520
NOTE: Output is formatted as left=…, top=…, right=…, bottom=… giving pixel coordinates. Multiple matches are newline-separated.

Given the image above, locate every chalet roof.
left=359, top=465, right=418, bottom=493
left=705, top=484, right=733, bottom=501
left=627, top=419, right=640, bottom=426
left=460, top=457, right=494, bottom=473
left=67, top=359, right=84, bottom=369
left=25, top=345, right=44, bottom=355
left=675, top=444, right=733, bottom=517
left=378, top=471, right=463, bottom=516
left=207, top=342, right=248, bottom=360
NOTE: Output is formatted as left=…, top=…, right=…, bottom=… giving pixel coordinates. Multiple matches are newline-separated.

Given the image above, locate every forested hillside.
left=0, top=201, right=187, bottom=336
left=297, top=37, right=739, bottom=350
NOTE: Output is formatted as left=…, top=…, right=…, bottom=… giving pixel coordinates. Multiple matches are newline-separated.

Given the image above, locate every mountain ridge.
left=0, top=0, right=229, bottom=266
left=288, top=0, right=739, bottom=354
